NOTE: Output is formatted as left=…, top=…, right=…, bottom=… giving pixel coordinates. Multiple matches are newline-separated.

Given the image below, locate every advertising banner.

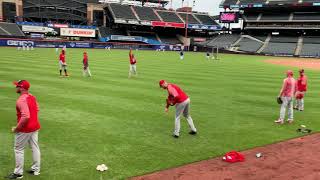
left=188, top=24, right=221, bottom=30
left=151, top=21, right=185, bottom=28
left=60, top=28, right=96, bottom=37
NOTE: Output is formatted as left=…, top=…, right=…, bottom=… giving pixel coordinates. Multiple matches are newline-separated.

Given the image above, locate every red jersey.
left=59, top=53, right=66, bottom=63
left=281, top=77, right=295, bottom=97
left=16, top=93, right=40, bottom=133
left=167, top=84, right=189, bottom=103
left=83, top=54, right=88, bottom=67
left=296, top=75, right=307, bottom=92
left=130, top=56, right=136, bottom=65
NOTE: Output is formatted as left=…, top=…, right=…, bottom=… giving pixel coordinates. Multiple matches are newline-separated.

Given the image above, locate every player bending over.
left=159, top=80, right=197, bottom=138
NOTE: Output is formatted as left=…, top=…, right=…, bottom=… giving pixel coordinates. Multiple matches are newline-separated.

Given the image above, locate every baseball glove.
left=277, top=97, right=283, bottom=104
left=166, top=95, right=176, bottom=106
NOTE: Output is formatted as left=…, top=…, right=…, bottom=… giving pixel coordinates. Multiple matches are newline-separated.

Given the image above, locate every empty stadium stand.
left=98, top=26, right=126, bottom=37
left=205, top=34, right=241, bottom=48
left=157, top=11, right=183, bottom=23
left=178, top=13, right=200, bottom=24
left=133, top=6, right=160, bottom=21
left=293, top=13, right=320, bottom=21
left=109, top=4, right=137, bottom=20
left=194, top=14, right=218, bottom=25
left=0, top=23, right=25, bottom=37
left=158, top=35, right=182, bottom=45
left=237, top=37, right=263, bottom=52
left=260, top=13, right=290, bottom=21
left=261, top=42, right=297, bottom=55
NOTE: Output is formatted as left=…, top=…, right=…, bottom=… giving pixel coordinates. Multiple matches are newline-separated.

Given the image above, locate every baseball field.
left=0, top=47, right=319, bottom=180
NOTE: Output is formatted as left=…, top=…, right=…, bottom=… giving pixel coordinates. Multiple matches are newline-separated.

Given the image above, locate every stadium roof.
left=220, top=0, right=320, bottom=8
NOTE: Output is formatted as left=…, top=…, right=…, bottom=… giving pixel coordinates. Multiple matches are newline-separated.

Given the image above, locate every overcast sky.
left=168, top=0, right=222, bottom=15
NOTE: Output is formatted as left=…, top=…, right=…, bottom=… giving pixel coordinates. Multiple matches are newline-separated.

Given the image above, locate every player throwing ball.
left=59, top=50, right=68, bottom=77
left=83, top=52, right=91, bottom=77
left=159, top=80, right=197, bottom=138
left=128, top=49, right=137, bottom=78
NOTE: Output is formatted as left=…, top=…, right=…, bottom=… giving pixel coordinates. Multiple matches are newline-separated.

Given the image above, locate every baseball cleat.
left=287, top=119, right=294, bottom=123
left=189, top=131, right=197, bottom=135
left=27, top=170, right=40, bottom=176
left=274, top=119, right=284, bottom=124
left=5, top=173, right=23, bottom=179
left=172, top=135, right=179, bottom=138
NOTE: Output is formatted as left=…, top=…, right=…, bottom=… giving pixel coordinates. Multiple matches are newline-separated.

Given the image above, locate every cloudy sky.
left=168, top=0, right=222, bottom=15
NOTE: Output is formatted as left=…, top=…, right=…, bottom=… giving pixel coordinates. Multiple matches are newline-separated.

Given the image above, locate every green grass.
left=0, top=47, right=319, bottom=180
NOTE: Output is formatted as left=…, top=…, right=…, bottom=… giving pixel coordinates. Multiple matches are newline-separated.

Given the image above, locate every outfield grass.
left=0, top=47, right=319, bottom=180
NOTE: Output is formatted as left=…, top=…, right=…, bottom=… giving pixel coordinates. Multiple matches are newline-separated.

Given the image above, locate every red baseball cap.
left=286, top=70, right=293, bottom=76
left=159, top=80, right=166, bottom=87
left=13, top=80, right=30, bottom=90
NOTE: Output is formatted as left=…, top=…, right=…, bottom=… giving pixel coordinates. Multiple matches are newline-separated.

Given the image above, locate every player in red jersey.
left=294, top=69, right=308, bottom=111
left=6, top=80, right=41, bottom=179
left=128, top=49, right=137, bottom=78
left=83, top=52, right=91, bottom=77
left=159, top=80, right=197, bottom=138
left=59, top=50, right=68, bottom=77
left=275, top=70, right=296, bottom=124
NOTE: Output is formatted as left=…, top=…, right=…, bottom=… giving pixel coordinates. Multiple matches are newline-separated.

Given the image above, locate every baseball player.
left=83, top=52, right=91, bottom=77
left=275, top=70, right=296, bottom=124
left=294, top=69, right=308, bottom=111
left=59, top=50, right=68, bottom=77
left=6, top=80, right=41, bottom=179
left=180, top=50, right=184, bottom=60
left=206, top=51, right=210, bottom=60
left=128, top=49, right=137, bottom=78
left=159, top=80, right=197, bottom=138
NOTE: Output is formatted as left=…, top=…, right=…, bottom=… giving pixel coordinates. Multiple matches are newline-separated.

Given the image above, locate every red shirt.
left=59, top=54, right=66, bottom=63
left=16, top=93, right=40, bottom=133
left=130, top=56, right=136, bottom=65
left=167, top=84, right=189, bottom=103
left=83, top=54, right=88, bottom=67
left=296, top=75, right=307, bottom=92
left=281, top=77, right=295, bottom=97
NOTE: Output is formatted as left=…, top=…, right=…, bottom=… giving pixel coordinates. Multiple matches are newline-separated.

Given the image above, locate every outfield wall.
left=0, top=38, right=187, bottom=51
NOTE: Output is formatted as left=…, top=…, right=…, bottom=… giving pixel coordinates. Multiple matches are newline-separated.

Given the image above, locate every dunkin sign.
left=60, top=28, right=96, bottom=37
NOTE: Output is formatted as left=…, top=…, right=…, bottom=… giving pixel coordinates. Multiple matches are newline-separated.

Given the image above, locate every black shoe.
left=172, top=135, right=179, bottom=138
left=189, top=131, right=197, bottom=135
left=5, top=173, right=23, bottom=179
left=27, top=170, right=40, bottom=176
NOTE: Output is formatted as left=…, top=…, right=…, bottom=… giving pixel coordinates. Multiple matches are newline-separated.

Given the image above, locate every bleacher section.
left=260, top=13, right=290, bottom=21
left=98, top=27, right=126, bottom=37
left=293, top=13, right=320, bottom=21
left=178, top=13, right=200, bottom=24
left=206, top=34, right=240, bottom=48
left=244, top=14, right=260, bottom=21
left=0, top=23, right=25, bottom=37
left=194, top=14, right=218, bottom=25
left=158, top=35, right=182, bottom=45
left=260, top=36, right=297, bottom=55
left=237, top=38, right=263, bottom=52
left=109, top=4, right=137, bottom=20
left=300, top=37, right=320, bottom=57
left=133, top=6, right=160, bottom=21
left=262, top=43, right=297, bottom=55
left=157, top=11, right=183, bottom=23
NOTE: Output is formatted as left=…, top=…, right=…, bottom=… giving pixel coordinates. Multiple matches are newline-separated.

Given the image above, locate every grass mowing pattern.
left=0, top=47, right=319, bottom=180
